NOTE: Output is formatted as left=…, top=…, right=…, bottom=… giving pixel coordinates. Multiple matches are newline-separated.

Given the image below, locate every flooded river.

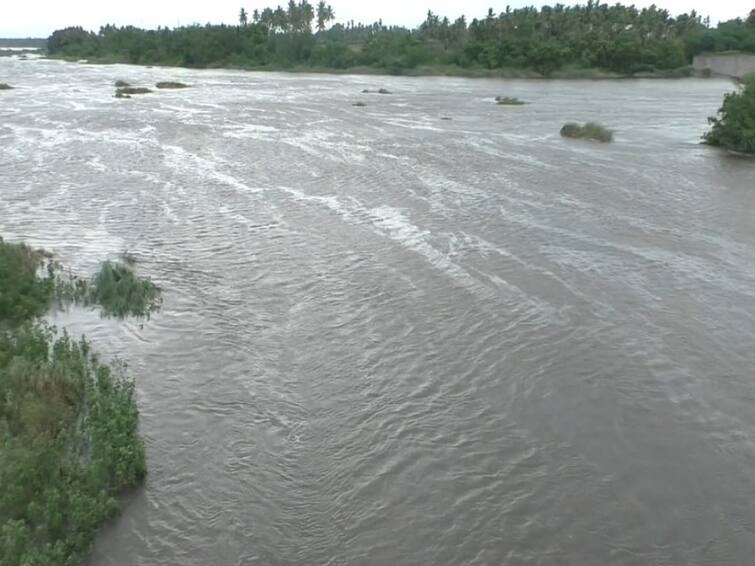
left=1, top=57, right=754, bottom=565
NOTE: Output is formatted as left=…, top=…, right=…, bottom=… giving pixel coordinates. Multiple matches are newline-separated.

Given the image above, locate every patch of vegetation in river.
left=704, top=75, right=755, bottom=155
left=0, top=237, right=159, bottom=565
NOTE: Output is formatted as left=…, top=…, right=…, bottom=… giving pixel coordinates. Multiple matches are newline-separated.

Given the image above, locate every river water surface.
left=1, top=57, right=755, bottom=565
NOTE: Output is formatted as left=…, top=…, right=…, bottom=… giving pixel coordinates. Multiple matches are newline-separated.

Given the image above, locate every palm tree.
left=239, top=7, right=248, bottom=26
left=299, top=1, right=315, bottom=33
left=316, top=1, right=335, bottom=32
left=316, top=0, right=327, bottom=32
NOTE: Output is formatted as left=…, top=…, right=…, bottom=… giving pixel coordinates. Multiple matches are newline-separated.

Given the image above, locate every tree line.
left=46, top=2, right=755, bottom=76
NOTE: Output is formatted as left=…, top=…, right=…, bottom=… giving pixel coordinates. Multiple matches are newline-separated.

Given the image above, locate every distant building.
left=693, top=53, right=755, bottom=79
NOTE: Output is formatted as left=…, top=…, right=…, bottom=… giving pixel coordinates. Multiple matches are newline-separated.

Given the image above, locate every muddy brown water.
left=1, top=56, right=754, bottom=565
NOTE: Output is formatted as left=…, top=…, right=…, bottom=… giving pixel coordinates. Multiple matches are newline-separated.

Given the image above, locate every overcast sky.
left=1, top=0, right=752, bottom=38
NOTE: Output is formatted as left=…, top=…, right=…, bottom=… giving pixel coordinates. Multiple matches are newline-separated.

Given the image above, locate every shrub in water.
left=560, top=122, right=614, bottom=142
left=87, top=261, right=162, bottom=319
left=703, top=75, right=755, bottom=155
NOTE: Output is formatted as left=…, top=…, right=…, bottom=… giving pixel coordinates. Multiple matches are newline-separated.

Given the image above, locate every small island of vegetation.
left=0, top=237, right=161, bottom=565
left=703, top=75, right=755, bottom=155
left=560, top=122, right=614, bottom=142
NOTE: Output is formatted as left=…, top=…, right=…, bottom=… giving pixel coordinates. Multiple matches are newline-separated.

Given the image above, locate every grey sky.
left=1, top=0, right=751, bottom=38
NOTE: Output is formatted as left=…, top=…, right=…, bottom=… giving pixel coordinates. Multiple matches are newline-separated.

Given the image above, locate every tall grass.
left=87, top=261, right=162, bottom=318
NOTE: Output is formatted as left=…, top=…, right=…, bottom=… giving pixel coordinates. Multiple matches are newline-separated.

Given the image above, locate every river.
left=1, top=56, right=754, bottom=565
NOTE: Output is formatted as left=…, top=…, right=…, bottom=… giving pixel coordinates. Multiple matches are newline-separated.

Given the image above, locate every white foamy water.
left=1, top=57, right=755, bottom=566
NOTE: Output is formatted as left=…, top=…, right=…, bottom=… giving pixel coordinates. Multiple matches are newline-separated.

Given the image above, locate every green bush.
left=88, top=261, right=161, bottom=318
left=560, top=122, right=614, bottom=142
left=703, top=75, right=755, bottom=154
left=0, top=239, right=159, bottom=564
left=0, top=238, right=54, bottom=325
left=0, top=325, right=145, bottom=566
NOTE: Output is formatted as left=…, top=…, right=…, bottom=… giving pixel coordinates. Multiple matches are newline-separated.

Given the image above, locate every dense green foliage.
left=703, top=75, right=755, bottom=154
left=86, top=262, right=162, bottom=319
left=0, top=239, right=159, bottom=565
left=561, top=122, right=614, bottom=142
left=0, top=327, right=145, bottom=566
left=45, top=3, right=755, bottom=76
left=0, top=239, right=54, bottom=325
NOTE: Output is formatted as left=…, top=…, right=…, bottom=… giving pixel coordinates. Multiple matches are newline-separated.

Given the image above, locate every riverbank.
left=0, top=238, right=156, bottom=565
left=44, top=54, right=699, bottom=80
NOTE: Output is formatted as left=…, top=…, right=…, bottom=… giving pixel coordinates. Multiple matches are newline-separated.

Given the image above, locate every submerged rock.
left=495, top=96, right=526, bottom=105
left=0, top=83, right=13, bottom=90
left=155, top=81, right=189, bottom=89
left=115, top=86, right=151, bottom=97
left=114, top=80, right=131, bottom=87
left=352, top=101, right=367, bottom=107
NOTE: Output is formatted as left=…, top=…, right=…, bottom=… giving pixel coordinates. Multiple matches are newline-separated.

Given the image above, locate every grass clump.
left=560, top=122, right=614, bottom=142
left=0, top=238, right=54, bottom=325
left=495, top=96, right=526, bottom=105
left=0, top=238, right=152, bottom=565
left=155, top=81, right=189, bottom=89
left=703, top=75, right=755, bottom=155
left=87, top=261, right=161, bottom=319
left=0, top=83, right=13, bottom=90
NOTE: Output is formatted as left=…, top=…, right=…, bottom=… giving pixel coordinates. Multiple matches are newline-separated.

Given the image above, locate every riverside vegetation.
left=0, top=237, right=161, bottom=565
left=45, top=4, right=755, bottom=78
left=704, top=75, right=755, bottom=154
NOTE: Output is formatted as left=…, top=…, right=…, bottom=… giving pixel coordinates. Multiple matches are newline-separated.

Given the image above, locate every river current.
left=1, top=56, right=754, bottom=565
